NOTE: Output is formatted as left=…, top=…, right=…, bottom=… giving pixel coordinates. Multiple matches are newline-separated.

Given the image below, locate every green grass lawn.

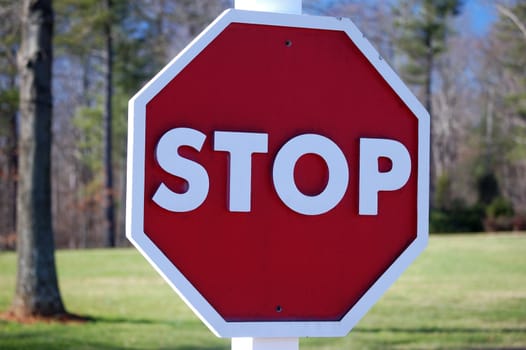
left=1, top=234, right=525, bottom=349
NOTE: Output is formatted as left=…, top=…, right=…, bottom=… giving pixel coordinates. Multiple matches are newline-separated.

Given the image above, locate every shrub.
left=513, top=214, right=526, bottom=231
left=483, top=197, right=516, bottom=232
left=485, top=197, right=514, bottom=218
left=430, top=202, right=484, bottom=233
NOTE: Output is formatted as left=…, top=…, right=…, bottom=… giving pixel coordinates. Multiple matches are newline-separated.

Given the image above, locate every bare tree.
left=103, top=0, right=116, bottom=247
left=393, top=0, right=463, bottom=207
left=496, top=3, right=526, bottom=41
left=0, top=2, right=21, bottom=250
left=10, top=0, right=66, bottom=318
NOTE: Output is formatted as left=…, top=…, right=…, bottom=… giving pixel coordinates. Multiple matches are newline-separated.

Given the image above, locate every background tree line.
left=0, top=0, right=525, bottom=251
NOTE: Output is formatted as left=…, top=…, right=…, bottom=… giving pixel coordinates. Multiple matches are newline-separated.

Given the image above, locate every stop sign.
left=127, top=9, right=429, bottom=338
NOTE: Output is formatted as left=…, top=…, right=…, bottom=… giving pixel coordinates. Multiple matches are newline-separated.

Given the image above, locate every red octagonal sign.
left=127, top=9, right=429, bottom=338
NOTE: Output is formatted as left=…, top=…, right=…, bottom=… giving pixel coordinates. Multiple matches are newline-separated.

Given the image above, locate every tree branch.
left=496, top=4, right=526, bottom=43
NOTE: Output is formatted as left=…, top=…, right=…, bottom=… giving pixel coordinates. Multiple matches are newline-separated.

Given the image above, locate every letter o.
left=273, top=134, right=349, bottom=215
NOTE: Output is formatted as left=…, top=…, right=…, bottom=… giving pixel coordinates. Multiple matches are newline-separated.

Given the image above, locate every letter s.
left=152, top=127, right=209, bottom=212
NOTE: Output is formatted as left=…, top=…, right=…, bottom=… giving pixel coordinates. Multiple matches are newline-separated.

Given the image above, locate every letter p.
left=359, top=138, right=411, bottom=215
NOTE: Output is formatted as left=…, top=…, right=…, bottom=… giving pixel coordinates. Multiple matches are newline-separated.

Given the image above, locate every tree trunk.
left=425, top=38, right=436, bottom=209
left=103, top=0, right=116, bottom=247
left=11, top=0, right=66, bottom=318
left=9, top=110, right=18, bottom=236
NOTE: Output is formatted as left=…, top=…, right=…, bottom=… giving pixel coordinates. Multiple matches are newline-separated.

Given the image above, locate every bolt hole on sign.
left=127, top=7, right=429, bottom=340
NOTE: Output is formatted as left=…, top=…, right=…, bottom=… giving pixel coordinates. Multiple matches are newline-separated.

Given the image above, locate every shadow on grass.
left=90, top=316, right=525, bottom=335
left=0, top=328, right=229, bottom=350
left=356, top=326, right=526, bottom=334
left=164, top=347, right=228, bottom=350
left=3, top=318, right=524, bottom=350
left=0, top=315, right=229, bottom=350
left=91, top=315, right=177, bottom=326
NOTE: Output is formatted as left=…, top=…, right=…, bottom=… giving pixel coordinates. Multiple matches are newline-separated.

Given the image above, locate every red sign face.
left=128, top=10, right=429, bottom=338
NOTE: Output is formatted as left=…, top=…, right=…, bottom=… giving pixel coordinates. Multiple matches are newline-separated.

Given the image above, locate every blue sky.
left=314, top=0, right=498, bottom=36
left=463, top=0, right=497, bottom=35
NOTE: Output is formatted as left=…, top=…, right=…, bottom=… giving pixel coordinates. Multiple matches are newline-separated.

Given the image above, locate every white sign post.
left=232, top=3, right=301, bottom=350
left=232, top=338, right=299, bottom=350
left=234, top=0, right=302, bottom=14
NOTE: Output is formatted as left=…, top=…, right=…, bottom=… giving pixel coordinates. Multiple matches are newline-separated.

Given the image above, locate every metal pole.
left=230, top=1, right=302, bottom=349
left=234, top=0, right=302, bottom=14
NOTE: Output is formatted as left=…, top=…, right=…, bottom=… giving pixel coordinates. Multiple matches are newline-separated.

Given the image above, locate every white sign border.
left=127, top=8, right=430, bottom=338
